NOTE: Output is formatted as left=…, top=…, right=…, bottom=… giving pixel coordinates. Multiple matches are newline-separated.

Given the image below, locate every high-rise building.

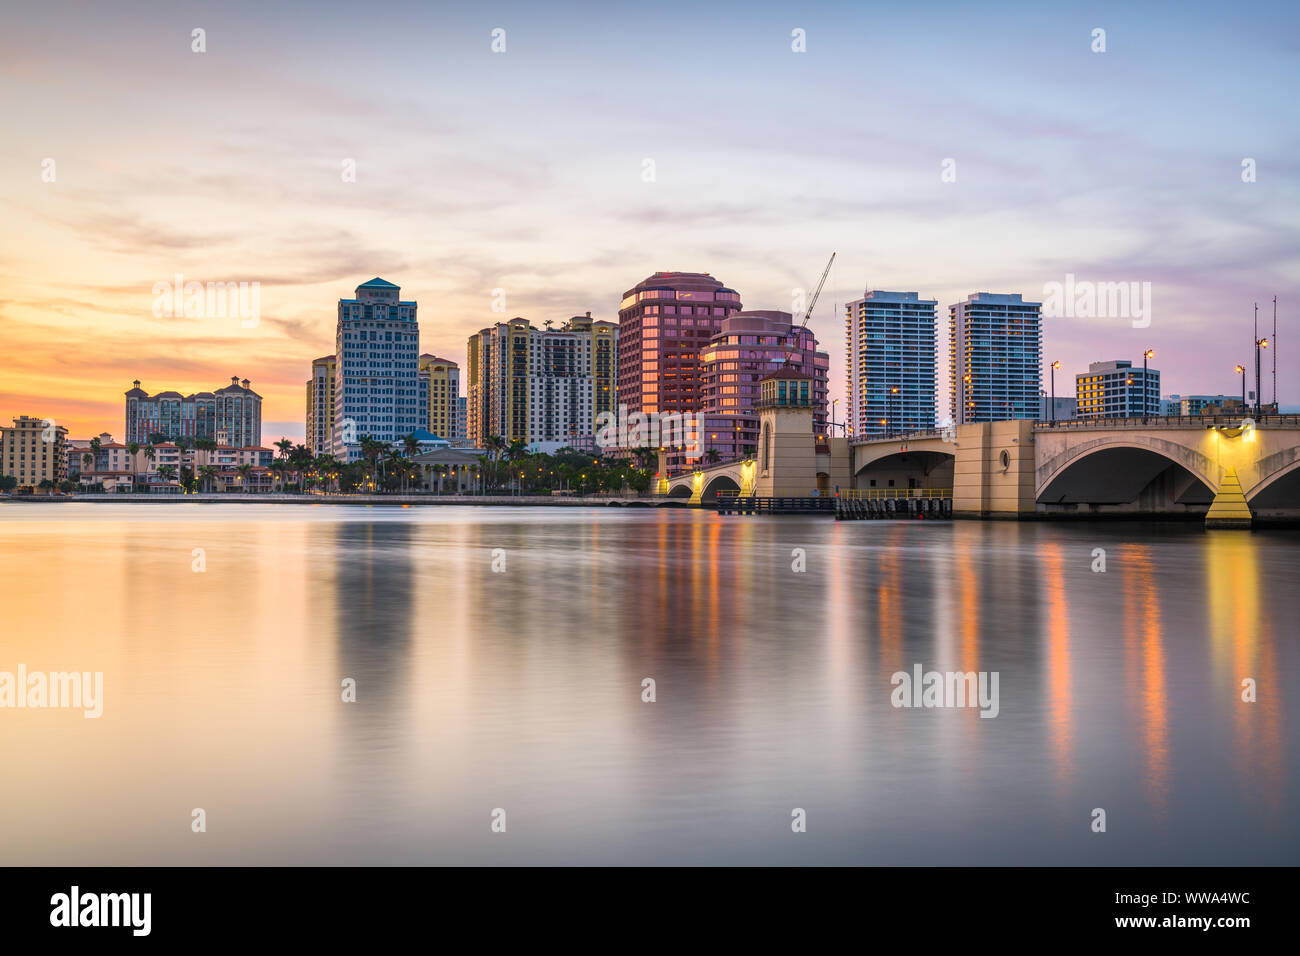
left=467, top=314, right=618, bottom=450
left=125, top=377, right=261, bottom=446
left=455, top=396, right=467, bottom=441
left=331, top=278, right=425, bottom=462
left=691, top=310, right=828, bottom=467
left=616, top=272, right=742, bottom=417
left=418, top=354, right=460, bottom=439
left=949, top=292, right=1042, bottom=424
left=844, top=291, right=938, bottom=438
left=1, top=416, right=68, bottom=489
left=1076, top=360, right=1161, bottom=419
left=306, top=355, right=336, bottom=455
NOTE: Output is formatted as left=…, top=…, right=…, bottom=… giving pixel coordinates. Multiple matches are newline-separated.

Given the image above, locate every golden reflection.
left=1041, top=542, right=1073, bottom=787
left=877, top=526, right=904, bottom=676
left=1204, top=532, right=1283, bottom=812
left=1120, top=545, right=1169, bottom=815
left=955, top=533, right=978, bottom=673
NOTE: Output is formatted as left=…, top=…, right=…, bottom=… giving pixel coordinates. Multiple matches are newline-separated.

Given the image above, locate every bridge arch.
left=1246, top=454, right=1300, bottom=508
left=854, top=449, right=954, bottom=490
left=701, top=474, right=740, bottom=503
left=1036, top=439, right=1217, bottom=507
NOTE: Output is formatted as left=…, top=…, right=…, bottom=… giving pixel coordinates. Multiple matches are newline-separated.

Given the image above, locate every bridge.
left=850, top=416, right=1300, bottom=525
left=658, top=457, right=756, bottom=503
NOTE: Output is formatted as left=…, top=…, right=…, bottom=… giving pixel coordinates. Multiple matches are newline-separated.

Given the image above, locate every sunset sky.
left=2, top=0, right=1297, bottom=442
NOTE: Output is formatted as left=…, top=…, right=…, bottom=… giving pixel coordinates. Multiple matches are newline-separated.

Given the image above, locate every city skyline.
left=2, top=1, right=1297, bottom=441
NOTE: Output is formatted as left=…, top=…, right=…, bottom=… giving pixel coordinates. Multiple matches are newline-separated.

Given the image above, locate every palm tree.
left=402, top=433, right=421, bottom=459
left=704, top=448, right=722, bottom=465
left=81, top=452, right=92, bottom=472
left=275, top=438, right=294, bottom=460
left=268, top=459, right=287, bottom=493
left=157, top=464, right=177, bottom=487
left=236, top=463, right=253, bottom=493
left=198, top=464, right=216, bottom=493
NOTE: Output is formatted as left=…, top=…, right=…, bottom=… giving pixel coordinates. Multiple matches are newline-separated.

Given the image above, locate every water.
left=0, top=503, right=1295, bottom=865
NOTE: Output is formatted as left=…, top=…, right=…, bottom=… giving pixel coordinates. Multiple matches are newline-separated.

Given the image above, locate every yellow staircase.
left=1205, top=467, right=1252, bottom=529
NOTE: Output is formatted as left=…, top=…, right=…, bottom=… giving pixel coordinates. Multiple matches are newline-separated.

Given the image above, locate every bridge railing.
left=850, top=429, right=947, bottom=444
left=842, top=488, right=952, bottom=500
left=1034, top=414, right=1300, bottom=430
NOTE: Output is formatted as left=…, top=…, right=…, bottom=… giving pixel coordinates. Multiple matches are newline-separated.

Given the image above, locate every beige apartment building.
left=306, top=355, right=336, bottom=455
left=1, top=415, right=68, bottom=490
left=419, top=354, right=460, bottom=439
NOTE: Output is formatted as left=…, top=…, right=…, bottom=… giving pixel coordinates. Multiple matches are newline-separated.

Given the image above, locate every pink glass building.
left=616, top=272, right=743, bottom=417
left=665, top=310, right=829, bottom=473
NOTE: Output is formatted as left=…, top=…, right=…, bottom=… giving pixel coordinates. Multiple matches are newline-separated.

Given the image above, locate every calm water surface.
left=1, top=503, right=1296, bottom=865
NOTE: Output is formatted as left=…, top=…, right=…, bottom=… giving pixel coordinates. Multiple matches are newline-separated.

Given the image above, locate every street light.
left=1142, top=349, right=1154, bottom=423
left=889, top=386, right=899, bottom=438
left=1255, top=338, right=1270, bottom=418
left=1050, top=361, right=1061, bottom=423
left=1235, top=364, right=1246, bottom=410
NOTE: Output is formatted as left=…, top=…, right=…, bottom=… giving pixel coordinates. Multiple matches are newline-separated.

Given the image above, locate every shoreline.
left=4, top=495, right=1298, bottom=526
left=1, top=493, right=674, bottom=508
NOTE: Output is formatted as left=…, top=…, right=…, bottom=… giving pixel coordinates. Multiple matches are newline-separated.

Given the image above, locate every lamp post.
left=1255, top=338, right=1269, bottom=418
left=832, top=398, right=839, bottom=437
left=1050, top=361, right=1060, bottom=423
left=889, top=386, right=899, bottom=438
left=1142, top=349, right=1154, bottom=423
left=1235, top=364, right=1246, bottom=411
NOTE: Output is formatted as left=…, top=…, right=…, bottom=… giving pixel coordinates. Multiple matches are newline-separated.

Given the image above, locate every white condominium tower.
left=331, top=278, right=425, bottom=462
left=844, top=291, right=938, bottom=438
left=949, top=292, right=1042, bottom=425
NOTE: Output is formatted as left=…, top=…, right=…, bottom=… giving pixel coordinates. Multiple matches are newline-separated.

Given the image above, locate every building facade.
left=949, top=292, right=1043, bottom=424
left=616, top=272, right=742, bottom=417
left=125, top=377, right=262, bottom=446
left=1075, top=360, right=1161, bottom=418
left=1, top=416, right=68, bottom=489
left=687, top=310, right=828, bottom=467
left=331, top=278, right=425, bottom=462
left=845, top=291, right=938, bottom=438
left=467, top=314, right=618, bottom=450
left=1163, top=394, right=1244, bottom=416
left=306, top=355, right=336, bottom=456
left=418, top=354, right=460, bottom=440
left=1039, top=395, right=1078, bottom=420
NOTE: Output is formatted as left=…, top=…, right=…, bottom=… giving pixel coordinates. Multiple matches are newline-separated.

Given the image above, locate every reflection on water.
left=0, top=504, right=1295, bottom=865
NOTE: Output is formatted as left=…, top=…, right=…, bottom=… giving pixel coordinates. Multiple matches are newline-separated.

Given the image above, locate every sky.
left=1, top=0, right=1298, bottom=442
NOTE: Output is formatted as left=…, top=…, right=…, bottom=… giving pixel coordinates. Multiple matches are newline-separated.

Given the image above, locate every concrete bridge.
left=659, top=457, right=756, bottom=503
left=850, top=416, right=1300, bottom=524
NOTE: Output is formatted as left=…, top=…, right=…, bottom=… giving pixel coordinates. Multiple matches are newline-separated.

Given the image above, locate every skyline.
left=2, top=0, right=1298, bottom=441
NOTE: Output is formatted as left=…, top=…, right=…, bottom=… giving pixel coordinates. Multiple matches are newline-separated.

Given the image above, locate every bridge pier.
left=951, top=421, right=1037, bottom=519
left=1205, top=467, right=1253, bottom=529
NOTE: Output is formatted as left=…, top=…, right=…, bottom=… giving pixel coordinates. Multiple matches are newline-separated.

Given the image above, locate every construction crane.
left=782, top=252, right=835, bottom=366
